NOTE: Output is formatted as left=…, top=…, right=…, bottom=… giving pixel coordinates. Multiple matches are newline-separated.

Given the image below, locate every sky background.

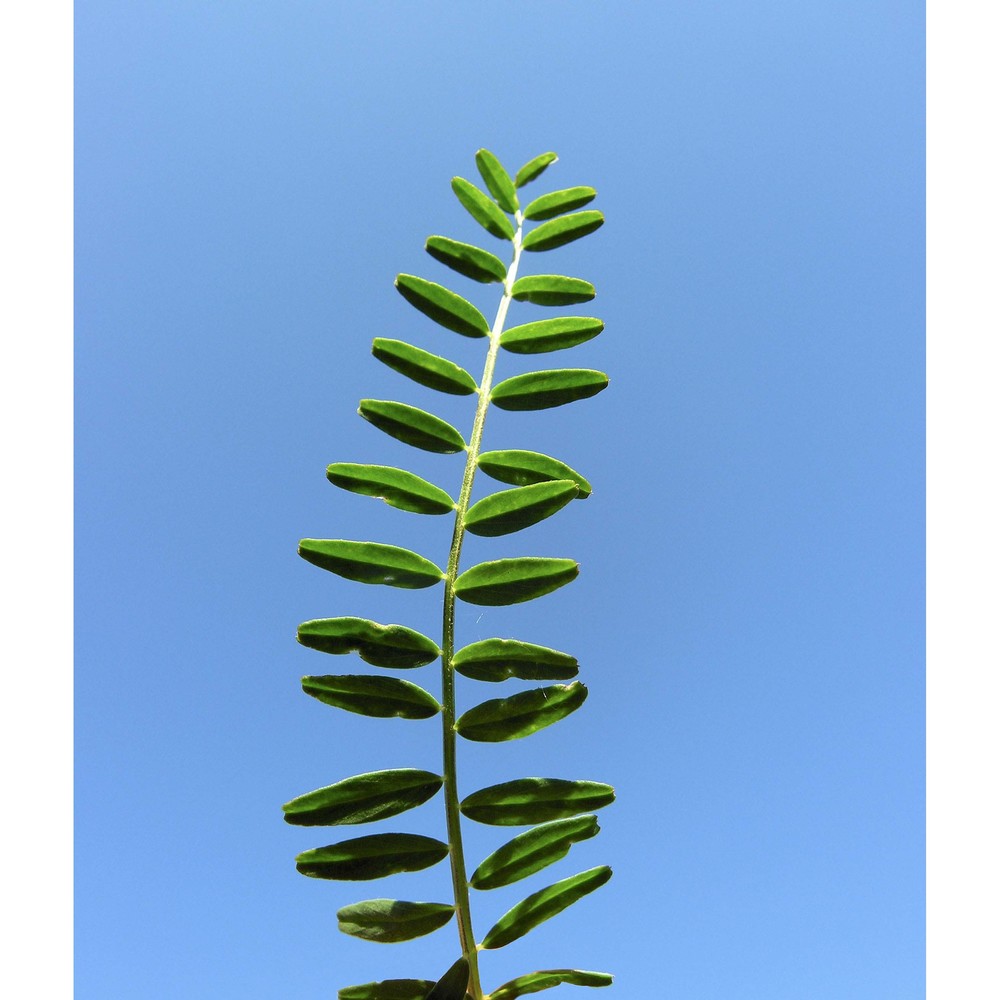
left=76, top=2, right=924, bottom=998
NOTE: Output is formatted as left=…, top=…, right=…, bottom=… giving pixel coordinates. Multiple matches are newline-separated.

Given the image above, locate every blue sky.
left=76, top=2, right=924, bottom=997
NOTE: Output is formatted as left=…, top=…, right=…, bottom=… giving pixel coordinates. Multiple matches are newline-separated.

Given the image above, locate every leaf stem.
left=441, top=213, right=524, bottom=1000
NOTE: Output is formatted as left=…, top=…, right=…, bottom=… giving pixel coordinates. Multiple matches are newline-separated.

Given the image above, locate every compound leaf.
left=500, top=317, right=604, bottom=355
left=453, top=638, right=578, bottom=683
left=514, top=152, right=558, bottom=188
left=359, top=399, right=466, bottom=454
left=476, top=148, right=519, bottom=214
left=461, top=778, right=615, bottom=826
left=337, top=899, right=454, bottom=943
left=296, top=617, right=440, bottom=669
left=454, top=557, right=578, bottom=607
left=522, top=211, right=604, bottom=253
left=426, top=235, right=507, bottom=284
left=327, top=463, right=455, bottom=515
left=465, top=481, right=578, bottom=537
left=456, top=683, right=588, bottom=743
left=491, top=370, right=608, bottom=411
left=302, top=675, right=441, bottom=720
left=283, top=769, right=443, bottom=827
left=511, top=275, right=596, bottom=307
left=470, top=815, right=599, bottom=890
left=478, top=450, right=591, bottom=498
left=488, top=969, right=613, bottom=1000
left=296, top=833, right=449, bottom=881
left=480, top=867, right=612, bottom=950
left=523, top=186, right=597, bottom=222
left=298, top=539, right=443, bottom=590
left=372, top=339, right=478, bottom=396
left=452, top=177, right=515, bottom=240
left=395, top=274, right=490, bottom=338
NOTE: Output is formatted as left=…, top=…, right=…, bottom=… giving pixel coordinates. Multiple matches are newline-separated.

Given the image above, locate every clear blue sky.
left=76, top=2, right=924, bottom=997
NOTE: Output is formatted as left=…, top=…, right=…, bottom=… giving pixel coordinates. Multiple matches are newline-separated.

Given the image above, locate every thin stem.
left=441, top=213, right=524, bottom=1000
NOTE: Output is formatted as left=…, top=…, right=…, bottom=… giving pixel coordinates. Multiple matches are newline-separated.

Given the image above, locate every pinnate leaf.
left=454, top=557, right=578, bottom=607
left=326, top=463, right=455, bottom=515
left=488, top=969, right=613, bottom=1000
left=359, top=399, right=466, bottom=454
left=523, top=186, right=597, bottom=221
left=302, top=675, right=440, bottom=719
left=340, top=981, right=434, bottom=1000
left=465, top=481, right=578, bottom=537
left=452, top=177, right=515, bottom=240
left=395, top=274, right=490, bottom=338
left=283, top=768, right=443, bottom=826
left=515, top=152, right=558, bottom=188
left=371, top=339, right=477, bottom=396
left=491, top=370, right=609, bottom=411
left=427, top=956, right=471, bottom=1000
left=511, top=275, right=595, bottom=307
left=426, top=235, right=507, bottom=284
left=298, top=539, right=443, bottom=589
left=478, top=450, right=591, bottom=498
left=296, top=617, right=440, bottom=669
left=337, top=899, right=454, bottom=943
left=500, top=317, right=604, bottom=355
left=461, top=778, right=615, bottom=826
left=522, top=211, right=604, bottom=252
left=470, top=815, right=599, bottom=890
left=480, top=866, right=612, bottom=950
left=453, top=638, right=578, bottom=683
left=456, top=683, right=587, bottom=743
left=476, top=148, right=519, bottom=214
left=296, top=833, right=449, bottom=881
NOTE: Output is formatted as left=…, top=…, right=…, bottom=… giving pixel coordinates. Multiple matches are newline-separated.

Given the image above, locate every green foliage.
left=286, top=149, right=612, bottom=1000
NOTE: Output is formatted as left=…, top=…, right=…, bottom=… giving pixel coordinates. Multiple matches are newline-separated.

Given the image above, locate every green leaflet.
left=488, top=969, right=613, bottom=1000
left=478, top=449, right=592, bottom=498
left=283, top=769, right=443, bottom=827
left=453, top=637, right=578, bottom=683
left=337, top=899, right=454, bottom=943
left=491, top=370, right=609, bottom=411
left=480, top=867, right=612, bottom=950
left=500, top=317, right=604, bottom=355
left=371, top=339, right=478, bottom=396
left=465, top=481, right=578, bottom=537
left=326, top=463, right=455, bottom=515
left=426, top=235, right=507, bottom=284
left=461, top=778, right=615, bottom=826
left=522, top=211, right=604, bottom=253
left=511, top=275, right=596, bottom=307
left=302, top=675, right=441, bottom=719
left=454, top=557, right=578, bottom=607
left=452, top=176, right=515, bottom=240
left=523, top=187, right=597, bottom=222
left=298, top=539, right=443, bottom=589
left=470, top=815, right=600, bottom=890
left=514, top=152, right=558, bottom=188
left=296, top=617, right=440, bottom=669
left=340, top=981, right=435, bottom=1000
left=427, top=956, right=471, bottom=1000
left=456, top=683, right=587, bottom=743
left=476, top=149, right=519, bottom=214
left=296, top=833, right=449, bottom=881
left=395, top=274, right=490, bottom=338
left=359, top=399, right=467, bottom=454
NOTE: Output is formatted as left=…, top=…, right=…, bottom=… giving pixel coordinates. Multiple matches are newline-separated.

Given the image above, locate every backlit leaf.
left=465, top=481, right=578, bottom=537
left=452, top=177, right=515, bottom=240
left=337, top=899, right=454, bottom=943
left=523, top=186, right=597, bottom=222
left=477, top=450, right=591, bottom=498
left=359, top=399, right=466, bottom=454
left=500, top=317, right=604, bottom=355
left=296, top=617, right=440, bottom=669
left=454, top=557, right=578, bottom=607
left=522, top=211, right=604, bottom=252
left=470, top=815, right=599, bottom=890
left=426, top=235, right=507, bottom=283
left=298, top=539, right=443, bottom=589
left=339, top=981, right=434, bottom=1000
left=488, top=969, right=613, bottom=1000
left=452, top=638, right=578, bottom=683
left=302, top=675, right=441, bottom=719
left=456, top=683, right=588, bottom=743
left=395, top=274, right=490, bottom=338
left=511, top=275, right=596, bottom=306
left=371, top=339, right=478, bottom=396
left=476, top=148, right=519, bottom=214
left=326, top=463, right=455, bottom=515
left=296, top=833, right=449, bottom=881
left=283, top=769, right=443, bottom=826
left=461, top=778, right=615, bottom=826
left=480, top=867, right=612, bottom=949
left=514, top=152, right=558, bottom=188
left=491, top=370, right=608, bottom=411
left=427, top=956, right=471, bottom=1000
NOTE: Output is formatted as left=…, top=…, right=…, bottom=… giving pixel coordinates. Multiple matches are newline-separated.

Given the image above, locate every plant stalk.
left=440, top=213, right=524, bottom=1000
